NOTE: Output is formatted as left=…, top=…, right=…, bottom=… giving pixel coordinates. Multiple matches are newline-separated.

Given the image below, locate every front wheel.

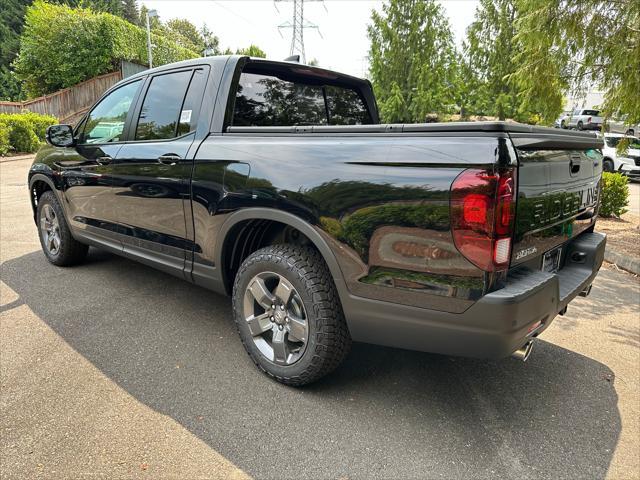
left=603, top=159, right=614, bottom=173
left=232, top=244, right=351, bottom=386
left=37, top=191, right=88, bottom=266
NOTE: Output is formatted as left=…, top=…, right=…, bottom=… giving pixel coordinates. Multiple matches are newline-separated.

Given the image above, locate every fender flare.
left=28, top=173, right=60, bottom=220
left=214, top=207, right=349, bottom=302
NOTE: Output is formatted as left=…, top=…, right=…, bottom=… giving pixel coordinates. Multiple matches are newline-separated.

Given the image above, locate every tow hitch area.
left=579, top=284, right=593, bottom=297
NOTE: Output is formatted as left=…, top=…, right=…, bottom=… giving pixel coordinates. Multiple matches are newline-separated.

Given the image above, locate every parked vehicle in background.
left=568, top=109, right=603, bottom=131
left=28, top=55, right=606, bottom=385
left=606, top=114, right=638, bottom=136
left=602, top=133, right=640, bottom=179
left=554, top=111, right=571, bottom=129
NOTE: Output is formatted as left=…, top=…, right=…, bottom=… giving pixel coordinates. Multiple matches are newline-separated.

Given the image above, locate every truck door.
left=111, top=67, right=208, bottom=277
left=63, top=79, right=142, bottom=247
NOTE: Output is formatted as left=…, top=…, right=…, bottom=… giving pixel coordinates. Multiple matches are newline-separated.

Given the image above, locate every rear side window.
left=135, top=70, right=192, bottom=140
left=233, top=73, right=326, bottom=126
left=325, top=85, right=372, bottom=125
left=232, top=72, right=371, bottom=127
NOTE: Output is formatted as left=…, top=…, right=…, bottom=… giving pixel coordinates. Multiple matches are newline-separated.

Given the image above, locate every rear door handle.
left=158, top=154, right=181, bottom=166
left=96, top=156, right=112, bottom=165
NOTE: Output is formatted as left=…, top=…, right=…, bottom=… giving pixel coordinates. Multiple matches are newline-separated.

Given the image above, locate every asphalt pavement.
left=1, top=157, right=639, bottom=479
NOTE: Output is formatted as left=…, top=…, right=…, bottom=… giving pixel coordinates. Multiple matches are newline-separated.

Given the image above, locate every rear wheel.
left=232, top=244, right=351, bottom=386
left=603, top=158, right=614, bottom=173
left=37, top=191, right=88, bottom=266
left=626, top=129, right=635, bottom=136
left=577, top=121, right=584, bottom=130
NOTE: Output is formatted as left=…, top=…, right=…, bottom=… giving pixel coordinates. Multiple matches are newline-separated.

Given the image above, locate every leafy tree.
left=367, top=0, right=458, bottom=123
left=235, top=45, right=267, bottom=58
left=14, top=0, right=197, bottom=96
left=513, top=0, right=640, bottom=124
left=166, top=18, right=206, bottom=53
left=200, top=24, right=220, bottom=55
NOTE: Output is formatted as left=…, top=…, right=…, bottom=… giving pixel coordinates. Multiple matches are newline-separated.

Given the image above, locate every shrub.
left=14, top=1, right=199, bottom=97
left=600, top=172, right=629, bottom=218
left=0, top=112, right=58, bottom=155
left=0, top=123, right=10, bottom=156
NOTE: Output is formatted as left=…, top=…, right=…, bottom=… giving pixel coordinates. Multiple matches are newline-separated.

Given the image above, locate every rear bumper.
left=343, top=232, right=606, bottom=358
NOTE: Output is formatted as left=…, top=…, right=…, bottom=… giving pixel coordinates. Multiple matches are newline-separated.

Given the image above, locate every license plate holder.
left=542, top=247, right=562, bottom=273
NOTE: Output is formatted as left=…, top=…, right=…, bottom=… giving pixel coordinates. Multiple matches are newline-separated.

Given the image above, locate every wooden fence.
left=0, top=71, right=123, bottom=124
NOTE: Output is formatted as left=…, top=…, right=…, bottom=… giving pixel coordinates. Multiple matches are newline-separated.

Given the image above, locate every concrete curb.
left=0, top=154, right=35, bottom=164
left=605, top=248, right=640, bottom=275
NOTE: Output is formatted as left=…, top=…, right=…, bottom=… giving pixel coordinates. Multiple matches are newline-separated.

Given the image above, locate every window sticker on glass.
left=180, top=110, right=192, bottom=124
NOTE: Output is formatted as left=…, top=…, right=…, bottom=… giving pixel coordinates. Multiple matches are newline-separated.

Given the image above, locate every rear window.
left=582, top=110, right=599, bottom=116
left=232, top=72, right=371, bottom=127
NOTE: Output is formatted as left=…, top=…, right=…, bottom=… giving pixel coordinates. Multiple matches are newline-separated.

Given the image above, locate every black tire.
left=626, top=129, right=635, bottom=136
left=232, top=244, right=351, bottom=386
left=560, top=120, right=566, bottom=129
left=603, top=158, right=614, bottom=173
left=36, top=190, right=88, bottom=266
left=577, top=121, right=584, bottom=130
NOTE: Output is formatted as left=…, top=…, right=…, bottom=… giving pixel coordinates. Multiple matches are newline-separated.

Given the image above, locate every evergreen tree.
left=367, top=0, right=458, bottom=123
left=464, top=0, right=524, bottom=121
left=121, top=0, right=139, bottom=25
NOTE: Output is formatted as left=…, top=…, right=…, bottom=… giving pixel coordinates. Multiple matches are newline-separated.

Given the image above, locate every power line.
left=275, top=0, right=325, bottom=63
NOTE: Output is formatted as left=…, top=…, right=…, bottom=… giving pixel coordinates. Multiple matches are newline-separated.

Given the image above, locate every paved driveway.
left=628, top=181, right=639, bottom=216
left=1, top=157, right=639, bottom=479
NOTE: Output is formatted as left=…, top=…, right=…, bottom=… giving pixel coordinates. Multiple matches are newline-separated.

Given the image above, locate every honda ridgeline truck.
left=30, top=56, right=606, bottom=385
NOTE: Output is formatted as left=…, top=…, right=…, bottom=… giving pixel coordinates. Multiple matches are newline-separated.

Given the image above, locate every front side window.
left=81, top=80, right=141, bottom=144
left=135, top=70, right=193, bottom=141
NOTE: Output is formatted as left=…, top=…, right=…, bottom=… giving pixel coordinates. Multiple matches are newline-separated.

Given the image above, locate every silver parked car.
left=554, top=111, right=571, bottom=129
left=606, top=114, right=638, bottom=136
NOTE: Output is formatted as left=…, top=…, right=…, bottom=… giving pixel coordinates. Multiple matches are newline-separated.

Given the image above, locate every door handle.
left=158, top=154, right=181, bottom=166
left=96, top=156, right=112, bottom=165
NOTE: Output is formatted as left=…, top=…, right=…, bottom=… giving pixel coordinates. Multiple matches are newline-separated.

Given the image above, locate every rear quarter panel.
left=191, top=133, right=510, bottom=313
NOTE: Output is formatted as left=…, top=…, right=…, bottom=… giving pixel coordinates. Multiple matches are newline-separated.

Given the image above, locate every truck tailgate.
left=509, top=131, right=603, bottom=268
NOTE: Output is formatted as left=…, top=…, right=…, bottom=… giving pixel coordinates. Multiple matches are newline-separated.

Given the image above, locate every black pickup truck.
left=30, top=55, right=606, bottom=385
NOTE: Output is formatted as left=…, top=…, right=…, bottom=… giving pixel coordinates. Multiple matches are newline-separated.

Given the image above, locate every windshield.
left=605, top=136, right=640, bottom=149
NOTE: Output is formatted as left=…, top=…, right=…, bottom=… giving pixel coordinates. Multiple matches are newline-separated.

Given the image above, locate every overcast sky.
left=140, top=0, right=479, bottom=77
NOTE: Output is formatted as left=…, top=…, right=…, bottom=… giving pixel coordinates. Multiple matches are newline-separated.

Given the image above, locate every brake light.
left=450, top=168, right=517, bottom=271
left=587, top=116, right=592, bottom=123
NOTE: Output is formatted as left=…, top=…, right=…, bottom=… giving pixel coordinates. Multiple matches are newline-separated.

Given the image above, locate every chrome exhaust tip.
left=512, top=341, right=534, bottom=362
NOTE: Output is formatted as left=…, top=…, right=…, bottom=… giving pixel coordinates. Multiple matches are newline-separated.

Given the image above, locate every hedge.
left=14, top=1, right=199, bottom=97
left=0, top=112, right=58, bottom=155
left=600, top=172, right=629, bottom=218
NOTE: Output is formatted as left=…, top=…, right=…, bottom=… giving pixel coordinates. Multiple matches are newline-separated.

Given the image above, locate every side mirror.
left=46, top=124, right=75, bottom=147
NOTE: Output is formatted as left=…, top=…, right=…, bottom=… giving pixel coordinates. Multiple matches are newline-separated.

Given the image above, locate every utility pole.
left=146, top=9, right=158, bottom=68
left=275, top=0, right=325, bottom=63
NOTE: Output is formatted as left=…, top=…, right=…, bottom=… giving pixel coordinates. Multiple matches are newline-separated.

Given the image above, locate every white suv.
left=602, top=133, right=640, bottom=180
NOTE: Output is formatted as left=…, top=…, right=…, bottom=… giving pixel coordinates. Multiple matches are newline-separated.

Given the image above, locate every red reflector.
left=463, top=194, right=489, bottom=223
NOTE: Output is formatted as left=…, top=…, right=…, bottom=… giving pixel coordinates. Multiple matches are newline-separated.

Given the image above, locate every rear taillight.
left=587, top=116, right=592, bottom=123
left=450, top=168, right=517, bottom=271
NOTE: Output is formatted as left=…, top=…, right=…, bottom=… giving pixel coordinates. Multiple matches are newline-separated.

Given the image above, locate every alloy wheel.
left=40, top=204, right=61, bottom=256
left=243, top=271, right=309, bottom=365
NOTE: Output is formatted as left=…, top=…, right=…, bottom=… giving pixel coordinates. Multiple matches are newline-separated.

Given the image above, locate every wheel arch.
left=215, top=208, right=348, bottom=301
left=28, top=173, right=57, bottom=222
